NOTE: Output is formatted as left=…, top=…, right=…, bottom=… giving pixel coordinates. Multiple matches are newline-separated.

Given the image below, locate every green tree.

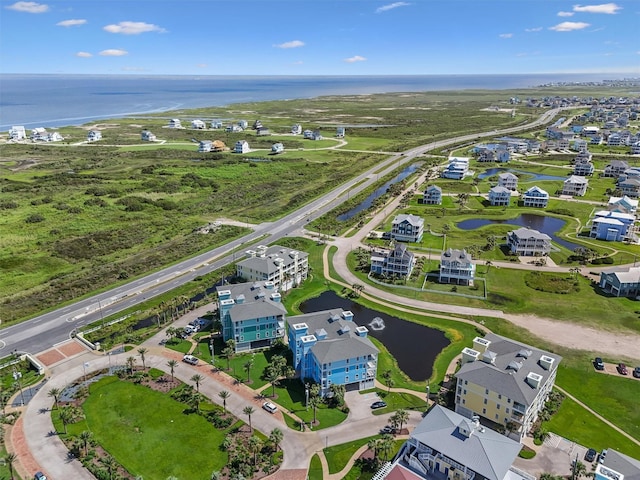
left=395, top=409, right=409, bottom=433
left=379, top=434, right=395, bottom=461
left=269, top=428, right=283, bottom=452
left=137, top=347, right=148, bottom=370
left=48, top=387, right=61, bottom=410
left=188, top=391, right=201, bottom=414
left=126, top=355, right=136, bottom=374
left=244, top=356, right=254, bottom=383
left=367, top=438, right=379, bottom=463
left=264, top=366, right=280, bottom=398
left=309, top=395, right=320, bottom=425
left=100, top=454, right=118, bottom=480
left=167, top=359, right=178, bottom=381
left=243, top=405, right=255, bottom=432
left=59, top=406, right=74, bottom=434
left=4, top=452, right=17, bottom=480
left=191, top=373, right=204, bottom=392
left=247, top=435, right=262, bottom=465
left=219, top=390, right=230, bottom=413
left=79, top=430, right=93, bottom=457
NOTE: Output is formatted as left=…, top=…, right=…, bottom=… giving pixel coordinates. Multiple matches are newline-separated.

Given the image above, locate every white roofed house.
left=608, top=195, right=638, bottom=215
left=141, top=130, right=157, bottom=142
left=303, top=129, right=323, bottom=140
left=391, top=214, right=424, bottom=243
left=370, top=243, right=416, bottom=279
left=422, top=185, right=442, bottom=205
left=599, top=266, right=640, bottom=297
left=439, top=248, right=475, bottom=286
left=441, top=157, right=470, bottom=180
left=191, top=119, right=206, bottom=129
left=234, top=140, right=250, bottom=153
left=198, top=140, right=213, bottom=152
left=271, top=142, right=284, bottom=154
left=30, top=127, right=48, bottom=141
left=235, top=244, right=309, bottom=291
left=238, top=119, right=248, bottom=129
left=87, top=130, right=102, bottom=142
left=507, top=227, right=551, bottom=256
left=589, top=210, right=636, bottom=242
left=562, top=175, right=588, bottom=197
left=498, top=172, right=518, bottom=190
left=488, top=186, right=511, bottom=206
left=9, top=126, right=26, bottom=140
left=336, top=126, right=345, bottom=138
left=291, top=124, right=302, bottom=134
left=168, top=118, right=182, bottom=129
left=454, top=333, right=562, bottom=441
left=521, top=186, right=549, bottom=208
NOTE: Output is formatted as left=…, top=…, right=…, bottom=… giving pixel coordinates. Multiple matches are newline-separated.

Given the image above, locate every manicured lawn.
left=81, top=376, right=228, bottom=479
left=308, top=453, right=324, bottom=480
left=370, top=389, right=428, bottom=414
left=325, top=436, right=377, bottom=474
left=273, top=379, right=348, bottom=429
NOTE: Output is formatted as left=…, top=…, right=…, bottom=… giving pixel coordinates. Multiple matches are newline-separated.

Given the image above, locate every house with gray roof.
left=599, top=266, right=640, bottom=298
left=391, top=214, right=424, bottom=243
left=370, top=243, right=416, bottom=279
left=521, top=186, right=549, bottom=208
left=439, top=248, right=475, bottom=285
left=599, top=449, right=640, bottom=480
left=216, top=281, right=287, bottom=352
left=498, top=172, right=518, bottom=190
left=455, top=334, right=562, bottom=441
left=236, top=244, right=309, bottom=291
left=488, top=186, right=511, bottom=206
left=287, top=308, right=378, bottom=396
left=506, top=228, right=551, bottom=256
left=422, top=185, right=442, bottom=205
left=562, top=175, right=589, bottom=196
left=382, top=404, right=528, bottom=480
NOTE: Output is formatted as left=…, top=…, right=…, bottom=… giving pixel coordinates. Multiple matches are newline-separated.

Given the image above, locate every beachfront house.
left=603, top=160, right=630, bottom=178
left=191, top=119, right=206, bottom=129
left=141, top=130, right=157, bottom=142
left=599, top=266, right=640, bottom=298
left=198, top=140, right=213, bottom=152
left=598, top=450, right=640, bottom=480
left=271, top=142, right=284, bottom=154
left=235, top=244, right=309, bottom=291
left=608, top=196, right=638, bottom=215
left=521, top=186, right=549, bottom=208
left=336, top=126, right=345, bottom=138
left=211, top=121, right=223, bottom=129
left=589, top=210, right=636, bottom=242
left=216, top=281, right=287, bottom=353
left=303, top=129, right=323, bottom=140
left=87, top=130, right=102, bottom=142
left=439, top=248, right=475, bottom=285
left=287, top=308, right=378, bottom=397
left=507, top=227, right=551, bottom=256
left=441, top=157, right=470, bottom=180
left=391, top=214, right=424, bottom=243
left=422, top=185, right=442, bottom=205
left=562, top=175, right=588, bottom=197
left=498, top=172, right=518, bottom=190
left=291, top=124, right=302, bottom=134
left=574, top=160, right=594, bottom=177
left=234, top=140, right=250, bottom=153
left=455, top=334, right=562, bottom=441
left=9, top=126, right=26, bottom=140
left=168, top=119, right=182, bottom=129
left=383, top=405, right=527, bottom=480
left=618, top=178, right=640, bottom=198
left=370, top=243, right=416, bottom=279
left=226, top=124, right=243, bottom=133
left=488, top=186, right=511, bottom=206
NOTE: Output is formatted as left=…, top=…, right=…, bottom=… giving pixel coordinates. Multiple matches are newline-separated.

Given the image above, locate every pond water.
left=456, top=213, right=580, bottom=251
left=477, top=167, right=566, bottom=182
left=337, top=163, right=421, bottom=221
left=299, top=290, right=449, bottom=382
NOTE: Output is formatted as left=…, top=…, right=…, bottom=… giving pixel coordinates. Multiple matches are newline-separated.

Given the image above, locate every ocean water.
left=0, top=73, right=610, bottom=130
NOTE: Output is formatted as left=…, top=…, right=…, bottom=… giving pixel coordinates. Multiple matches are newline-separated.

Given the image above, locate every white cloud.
left=196, top=63, right=208, bottom=68
left=57, top=19, right=86, bottom=27
left=292, top=60, right=304, bottom=65
left=376, top=2, right=410, bottom=13
left=75, top=51, right=92, bottom=58
left=525, top=27, right=543, bottom=32
left=499, top=33, right=513, bottom=38
left=344, top=55, right=366, bottom=63
left=103, top=21, right=166, bottom=35
left=558, top=11, right=574, bottom=16
left=549, top=21, right=591, bottom=31
left=573, top=3, right=622, bottom=14
left=274, top=40, right=305, bottom=49
left=5, top=1, right=48, bottom=13
left=99, top=49, right=128, bottom=56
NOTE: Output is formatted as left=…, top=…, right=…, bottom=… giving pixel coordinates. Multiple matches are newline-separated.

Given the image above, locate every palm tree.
left=79, top=430, right=93, bottom=457
left=219, top=390, right=230, bottom=412
left=395, top=409, right=409, bottom=433
left=0, top=390, right=9, bottom=415
left=48, top=387, right=61, bottom=410
left=188, top=391, right=201, bottom=414
left=4, top=452, right=17, bottom=480
left=167, top=359, right=178, bottom=381
left=100, top=454, right=117, bottom=480
left=210, top=471, right=222, bottom=480
left=243, top=357, right=254, bottom=383
left=191, top=374, right=204, bottom=392
left=367, top=438, right=379, bottom=462
left=137, top=347, right=148, bottom=370
left=264, top=366, right=280, bottom=398
left=243, top=405, right=255, bottom=432
left=59, top=406, right=74, bottom=434
left=247, top=435, right=262, bottom=465
left=126, top=355, right=136, bottom=374
left=309, top=396, right=320, bottom=424
left=379, top=434, right=394, bottom=461
left=573, top=460, right=587, bottom=480
left=269, top=428, right=283, bottom=452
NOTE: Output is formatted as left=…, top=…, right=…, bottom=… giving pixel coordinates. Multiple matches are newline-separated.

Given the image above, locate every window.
left=495, top=414, right=499, bottom=420
left=463, top=389, right=467, bottom=395
left=506, top=408, right=510, bottom=414
left=483, top=398, right=487, bottom=405
left=256, top=333, right=260, bottom=339
left=464, top=380, right=468, bottom=385
left=498, top=394, right=502, bottom=400
left=462, top=399, right=466, bottom=404
left=482, top=408, right=486, bottom=414
left=497, top=404, right=500, bottom=410
left=485, top=389, right=489, bottom=395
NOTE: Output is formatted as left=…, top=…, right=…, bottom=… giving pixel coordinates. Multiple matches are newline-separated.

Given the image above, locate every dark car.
left=371, top=401, right=387, bottom=409
left=617, top=363, right=628, bottom=375
left=380, top=425, right=397, bottom=434
left=34, top=473, right=47, bottom=480
left=594, top=357, right=605, bottom=370
left=633, top=367, right=640, bottom=378
left=585, top=448, right=597, bottom=462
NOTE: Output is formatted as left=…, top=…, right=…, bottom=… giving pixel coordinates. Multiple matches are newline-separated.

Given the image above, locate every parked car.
left=182, top=354, right=199, bottom=365
left=598, top=449, right=608, bottom=463
left=380, top=425, right=397, bottom=434
left=262, top=401, right=278, bottom=414
left=371, top=401, right=387, bottom=409
left=633, top=366, right=640, bottom=378
left=34, top=473, right=47, bottom=480
left=585, top=448, right=597, bottom=462
left=593, top=357, right=605, bottom=370
left=617, top=363, right=628, bottom=375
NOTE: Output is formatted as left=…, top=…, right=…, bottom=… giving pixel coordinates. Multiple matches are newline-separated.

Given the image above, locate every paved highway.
left=0, top=107, right=565, bottom=356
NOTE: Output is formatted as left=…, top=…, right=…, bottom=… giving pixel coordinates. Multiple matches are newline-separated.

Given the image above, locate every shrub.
left=25, top=213, right=45, bottom=223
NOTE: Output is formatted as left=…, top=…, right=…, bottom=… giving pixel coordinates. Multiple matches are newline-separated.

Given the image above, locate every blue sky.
left=1, top=0, right=639, bottom=75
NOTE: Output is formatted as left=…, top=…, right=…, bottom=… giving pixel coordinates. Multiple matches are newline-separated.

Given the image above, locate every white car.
left=182, top=354, right=198, bottom=365
left=262, top=401, right=277, bottom=414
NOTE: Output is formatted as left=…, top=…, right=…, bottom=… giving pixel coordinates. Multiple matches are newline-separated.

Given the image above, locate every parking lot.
left=594, top=360, right=640, bottom=380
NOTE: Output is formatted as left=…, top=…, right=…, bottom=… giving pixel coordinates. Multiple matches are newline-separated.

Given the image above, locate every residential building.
left=619, top=178, right=640, bottom=198
left=234, top=140, right=250, bottom=153
left=336, top=126, right=345, bottom=138
left=488, top=186, right=511, bottom=206
left=216, top=281, right=287, bottom=352
left=168, top=119, right=182, bottom=129
left=507, top=228, right=551, bottom=256
left=382, top=405, right=527, bottom=480
left=226, top=124, right=243, bottom=133
left=631, top=141, right=640, bottom=155
left=370, top=243, right=416, bottom=278
left=439, top=248, right=475, bottom=285
left=287, top=308, right=378, bottom=397
left=521, top=186, right=549, bottom=208
left=562, top=175, right=588, bottom=196
left=599, top=266, right=640, bottom=297
left=271, top=142, right=284, bottom=154
left=30, top=127, right=48, bottom=141
left=599, top=449, right=640, bottom=480
left=589, top=210, right=636, bottom=242
left=141, top=130, right=157, bottom=142
left=87, top=130, right=102, bottom=142
left=303, top=129, right=323, bottom=140
left=235, top=244, right=309, bottom=291
left=455, top=334, right=562, bottom=441
left=441, top=157, right=470, bottom=180
left=191, top=119, right=206, bottom=129
left=238, top=120, right=249, bottom=129
left=9, top=126, right=26, bottom=140
left=422, top=185, right=442, bottom=205
left=253, top=120, right=263, bottom=130
left=574, top=160, right=594, bottom=176
left=391, top=214, right=424, bottom=243
left=211, top=121, right=223, bottom=129
left=498, top=172, right=518, bottom=190
left=603, top=160, right=630, bottom=178
left=608, top=195, right=638, bottom=215
left=291, top=124, right=302, bottom=135
left=256, top=128, right=271, bottom=136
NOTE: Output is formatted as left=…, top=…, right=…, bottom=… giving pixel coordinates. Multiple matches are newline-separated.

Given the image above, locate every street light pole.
left=305, top=383, right=310, bottom=410
left=426, top=384, right=430, bottom=408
